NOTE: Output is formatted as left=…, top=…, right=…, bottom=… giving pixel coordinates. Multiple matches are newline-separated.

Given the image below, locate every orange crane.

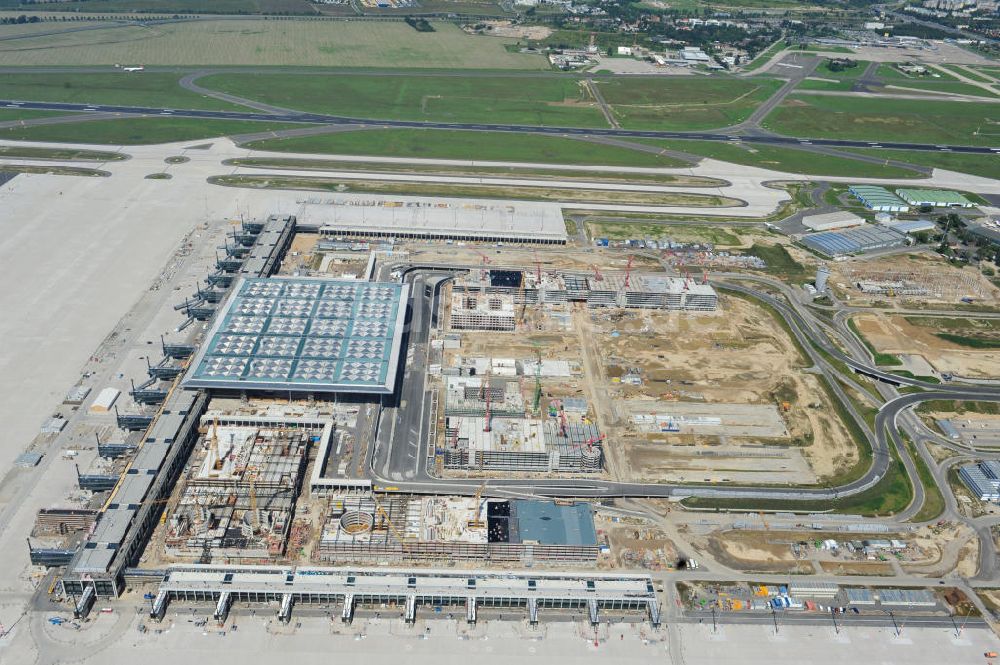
left=624, top=255, right=635, bottom=289
left=591, top=265, right=603, bottom=282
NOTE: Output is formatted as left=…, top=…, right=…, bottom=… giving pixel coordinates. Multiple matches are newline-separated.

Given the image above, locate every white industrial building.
left=801, top=211, right=865, bottom=232
left=300, top=196, right=567, bottom=245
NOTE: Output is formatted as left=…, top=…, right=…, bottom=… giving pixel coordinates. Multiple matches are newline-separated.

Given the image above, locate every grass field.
left=0, top=73, right=244, bottom=111
left=0, top=108, right=72, bottom=122
left=633, top=138, right=923, bottom=178
left=586, top=222, right=742, bottom=244
left=201, top=72, right=605, bottom=126
left=763, top=94, right=1000, bottom=147
left=0, top=145, right=126, bottom=160
left=243, top=128, right=688, bottom=166
left=211, top=174, right=740, bottom=206
left=0, top=20, right=543, bottom=68
left=941, top=64, right=995, bottom=84
left=845, top=147, right=1000, bottom=180
left=0, top=118, right=308, bottom=144
left=11, top=0, right=316, bottom=12
left=796, top=60, right=868, bottom=92
left=227, top=156, right=712, bottom=183
left=875, top=64, right=997, bottom=99
left=593, top=76, right=783, bottom=130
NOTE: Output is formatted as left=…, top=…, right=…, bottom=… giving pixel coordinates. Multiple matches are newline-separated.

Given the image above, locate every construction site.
left=317, top=494, right=599, bottom=565
left=831, top=256, right=999, bottom=304
left=431, top=257, right=856, bottom=484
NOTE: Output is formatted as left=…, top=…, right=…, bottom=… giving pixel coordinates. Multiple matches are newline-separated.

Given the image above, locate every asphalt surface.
left=2, top=100, right=998, bottom=154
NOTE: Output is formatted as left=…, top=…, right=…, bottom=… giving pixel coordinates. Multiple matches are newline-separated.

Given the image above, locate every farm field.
left=0, top=73, right=246, bottom=111
left=199, top=72, right=607, bottom=126
left=243, top=128, right=686, bottom=167
left=0, top=117, right=308, bottom=144
left=845, top=148, right=1000, bottom=180
left=0, top=20, right=543, bottom=68
left=632, top=138, right=923, bottom=178
left=762, top=94, right=1000, bottom=147
left=592, top=76, right=783, bottom=130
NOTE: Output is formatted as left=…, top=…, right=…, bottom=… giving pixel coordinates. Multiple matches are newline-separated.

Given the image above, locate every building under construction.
left=449, top=290, right=517, bottom=332
left=443, top=417, right=602, bottom=473
left=163, top=420, right=317, bottom=561
left=317, top=494, right=599, bottom=564
left=453, top=268, right=717, bottom=312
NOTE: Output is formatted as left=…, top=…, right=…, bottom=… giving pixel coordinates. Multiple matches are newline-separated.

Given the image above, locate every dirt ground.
left=854, top=313, right=1000, bottom=377
left=903, top=522, right=977, bottom=576
left=597, top=294, right=857, bottom=481
left=818, top=561, right=893, bottom=576
left=598, top=516, right=677, bottom=571
left=463, top=21, right=553, bottom=40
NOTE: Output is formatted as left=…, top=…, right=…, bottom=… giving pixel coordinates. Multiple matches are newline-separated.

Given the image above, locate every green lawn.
left=633, top=138, right=922, bottom=178
left=0, top=118, right=308, bottom=145
left=199, top=73, right=607, bottom=127
left=743, top=242, right=806, bottom=279
left=796, top=60, right=868, bottom=92
left=243, top=128, right=685, bottom=167
left=875, top=64, right=997, bottom=98
left=938, top=64, right=995, bottom=84
left=593, top=76, right=783, bottom=130
left=844, top=148, right=1000, bottom=180
left=763, top=94, right=1000, bottom=146
left=0, top=73, right=247, bottom=111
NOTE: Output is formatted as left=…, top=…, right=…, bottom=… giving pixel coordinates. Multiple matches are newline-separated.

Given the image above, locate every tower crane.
left=468, top=481, right=487, bottom=529
left=624, top=255, right=635, bottom=289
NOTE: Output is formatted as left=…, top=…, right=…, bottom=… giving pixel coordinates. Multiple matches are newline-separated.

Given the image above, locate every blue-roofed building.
left=800, top=225, right=907, bottom=257
left=958, top=461, right=1000, bottom=502
left=509, top=500, right=598, bottom=546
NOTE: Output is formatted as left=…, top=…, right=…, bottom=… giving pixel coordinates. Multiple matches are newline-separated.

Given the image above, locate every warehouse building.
left=800, top=225, right=908, bottom=257
left=958, top=460, right=1000, bottom=501
left=304, top=196, right=567, bottom=245
left=183, top=277, right=410, bottom=396
left=801, top=211, right=866, bottom=232
left=895, top=188, right=976, bottom=209
left=848, top=185, right=909, bottom=212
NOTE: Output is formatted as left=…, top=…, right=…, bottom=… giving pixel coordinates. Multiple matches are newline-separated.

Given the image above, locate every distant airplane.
left=115, top=64, right=145, bottom=72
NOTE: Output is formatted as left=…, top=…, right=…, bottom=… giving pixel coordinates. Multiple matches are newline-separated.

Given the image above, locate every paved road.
left=2, top=99, right=997, bottom=154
